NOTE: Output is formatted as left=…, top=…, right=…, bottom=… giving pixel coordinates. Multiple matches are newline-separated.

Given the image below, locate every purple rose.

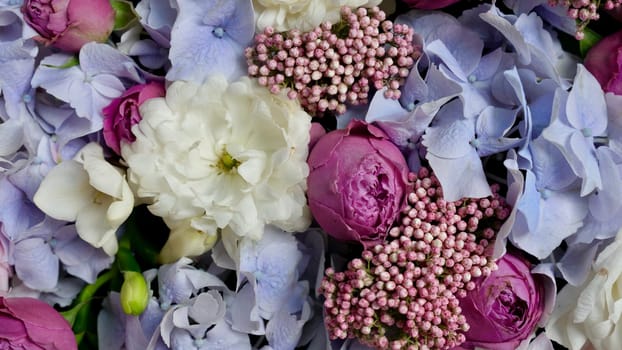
left=400, top=0, right=460, bottom=9
left=307, top=120, right=410, bottom=247
left=21, top=0, right=115, bottom=52
left=457, top=252, right=546, bottom=350
left=102, top=81, right=166, bottom=155
left=585, top=30, right=622, bottom=95
left=0, top=296, right=77, bottom=350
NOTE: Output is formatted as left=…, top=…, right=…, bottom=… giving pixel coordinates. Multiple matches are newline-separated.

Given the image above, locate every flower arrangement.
left=2, top=0, right=622, bottom=349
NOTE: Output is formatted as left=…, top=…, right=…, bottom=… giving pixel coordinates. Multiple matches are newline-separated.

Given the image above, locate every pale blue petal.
left=136, top=0, right=178, bottom=46
left=474, top=106, right=522, bottom=156
left=492, top=150, right=524, bottom=258
left=589, top=147, right=622, bottom=221
left=54, top=225, right=113, bottom=283
left=13, top=237, right=59, bottom=290
left=168, top=0, right=253, bottom=82
left=479, top=5, right=530, bottom=65
left=425, top=151, right=492, bottom=202
left=513, top=186, right=587, bottom=259
left=422, top=100, right=474, bottom=159
left=227, top=282, right=265, bottom=335
left=266, top=309, right=304, bottom=350
left=199, top=318, right=251, bottom=350
left=530, top=137, right=577, bottom=191
left=566, top=65, right=607, bottom=134
left=557, top=241, right=605, bottom=286
left=79, top=42, right=144, bottom=82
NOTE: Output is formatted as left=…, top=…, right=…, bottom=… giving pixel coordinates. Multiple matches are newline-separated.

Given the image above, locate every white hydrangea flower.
left=253, top=0, right=382, bottom=32
left=33, top=143, right=134, bottom=256
left=122, top=76, right=312, bottom=250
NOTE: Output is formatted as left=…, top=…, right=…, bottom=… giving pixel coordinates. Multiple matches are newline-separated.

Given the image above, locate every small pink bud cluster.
left=548, top=0, right=622, bottom=39
left=319, top=167, right=512, bottom=349
left=245, top=6, right=420, bottom=117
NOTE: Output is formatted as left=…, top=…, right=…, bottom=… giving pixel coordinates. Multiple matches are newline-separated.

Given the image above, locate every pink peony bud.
left=102, top=81, right=166, bottom=155
left=585, top=30, right=622, bottom=95
left=456, top=252, right=546, bottom=350
left=400, top=0, right=461, bottom=10
left=21, top=0, right=115, bottom=52
left=307, top=120, right=410, bottom=247
left=0, top=296, right=77, bottom=349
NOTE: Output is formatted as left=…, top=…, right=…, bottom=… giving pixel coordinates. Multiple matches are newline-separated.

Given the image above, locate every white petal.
left=33, top=160, right=92, bottom=221
left=75, top=203, right=118, bottom=255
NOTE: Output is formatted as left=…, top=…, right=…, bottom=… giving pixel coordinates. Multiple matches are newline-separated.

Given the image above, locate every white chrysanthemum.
left=122, top=76, right=312, bottom=247
left=253, top=0, right=382, bottom=32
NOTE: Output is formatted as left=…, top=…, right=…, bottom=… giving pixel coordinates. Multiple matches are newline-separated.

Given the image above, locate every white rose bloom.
left=33, top=143, right=134, bottom=256
left=546, top=230, right=622, bottom=350
left=122, top=76, right=312, bottom=250
left=253, top=0, right=382, bottom=32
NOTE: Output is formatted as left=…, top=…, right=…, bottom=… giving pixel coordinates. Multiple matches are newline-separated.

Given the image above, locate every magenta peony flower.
left=585, top=30, right=622, bottom=95
left=102, top=81, right=165, bottom=155
left=400, top=0, right=460, bottom=10
left=0, top=297, right=77, bottom=349
left=307, top=120, right=410, bottom=247
left=457, top=252, right=546, bottom=350
left=21, top=0, right=115, bottom=52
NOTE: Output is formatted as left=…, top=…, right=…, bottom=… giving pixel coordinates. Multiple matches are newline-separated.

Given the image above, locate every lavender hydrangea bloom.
left=167, top=0, right=254, bottom=83
left=135, top=0, right=178, bottom=47
left=421, top=99, right=492, bottom=201
left=31, top=42, right=145, bottom=133
left=510, top=136, right=588, bottom=259
left=542, top=65, right=607, bottom=196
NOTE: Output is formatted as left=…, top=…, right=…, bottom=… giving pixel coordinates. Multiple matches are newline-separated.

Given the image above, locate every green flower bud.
left=120, top=271, right=149, bottom=316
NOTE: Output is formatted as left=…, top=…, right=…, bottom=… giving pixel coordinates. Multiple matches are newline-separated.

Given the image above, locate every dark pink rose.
left=307, top=120, right=410, bottom=247
left=102, top=81, right=166, bottom=155
left=0, top=296, right=77, bottom=350
left=585, top=30, right=622, bottom=95
left=457, top=253, right=546, bottom=350
left=401, top=0, right=460, bottom=10
left=21, top=0, right=115, bottom=52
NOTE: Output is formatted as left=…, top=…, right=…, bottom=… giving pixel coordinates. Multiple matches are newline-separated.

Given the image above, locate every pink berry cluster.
left=319, top=167, right=511, bottom=350
left=245, top=6, right=420, bottom=117
left=548, top=0, right=622, bottom=39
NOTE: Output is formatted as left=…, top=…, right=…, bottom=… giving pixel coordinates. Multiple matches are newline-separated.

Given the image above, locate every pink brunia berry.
left=548, top=0, right=622, bottom=39
left=246, top=6, right=420, bottom=117
left=319, top=167, right=512, bottom=349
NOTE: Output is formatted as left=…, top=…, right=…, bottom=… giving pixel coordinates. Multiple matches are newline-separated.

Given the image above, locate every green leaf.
left=580, top=27, right=602, bottom=57
left=111, top=0, right=139, bottom=31
left=42, top=55, right=79, bottom=69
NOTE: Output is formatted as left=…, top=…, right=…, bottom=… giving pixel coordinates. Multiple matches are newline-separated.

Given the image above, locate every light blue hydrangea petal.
left=513, top=179, right=587, bottom=259
left=530, top=136, right=577, bottom=191
left=422, top=100, right=474, bottom=159
left=136, top=0, right=178, bottom=46
left=13, top=237, right=59, bottom=291
left=588, top=147, right=622, bottom=221
left=199, top=318, right=251, bottom=350
left=0, top=39, right=37, bottom=118
left=492, top=149, right=524, bottom=258
left=474, top=106, right=522, bottom=156
left=167, top=0, right=253, bottom=82
left=557, top=241, right=606, bottom=287
left=566, top=65, right=607, bottom=134
left=425, top=151, right=491, bottom=202
left=227, top=282, right=265, bottom=335
left=266, top=308, right=306, bottom=350
left=54, top=225, right=113, bottom=283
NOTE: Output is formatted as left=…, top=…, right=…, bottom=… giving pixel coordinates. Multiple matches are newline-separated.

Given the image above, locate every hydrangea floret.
left=246, top=6, right=420, bottom=117
left=320, top=167, right=511, bottom=349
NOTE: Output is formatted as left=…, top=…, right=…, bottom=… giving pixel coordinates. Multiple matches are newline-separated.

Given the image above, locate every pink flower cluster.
left=319, top=167, right=511, bottom=350
left=548, top=0, right=622, bottom=39
left=245, top=6, right=419, bottom=117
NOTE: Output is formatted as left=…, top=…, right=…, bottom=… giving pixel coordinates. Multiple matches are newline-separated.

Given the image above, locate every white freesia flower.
left=122, top=76, right=312, bottom=258
left=545, top=229, right=622, bottom=350
left=253, top=0, right=382, bottom=32
left=33, top=143, right=134, bottom=256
